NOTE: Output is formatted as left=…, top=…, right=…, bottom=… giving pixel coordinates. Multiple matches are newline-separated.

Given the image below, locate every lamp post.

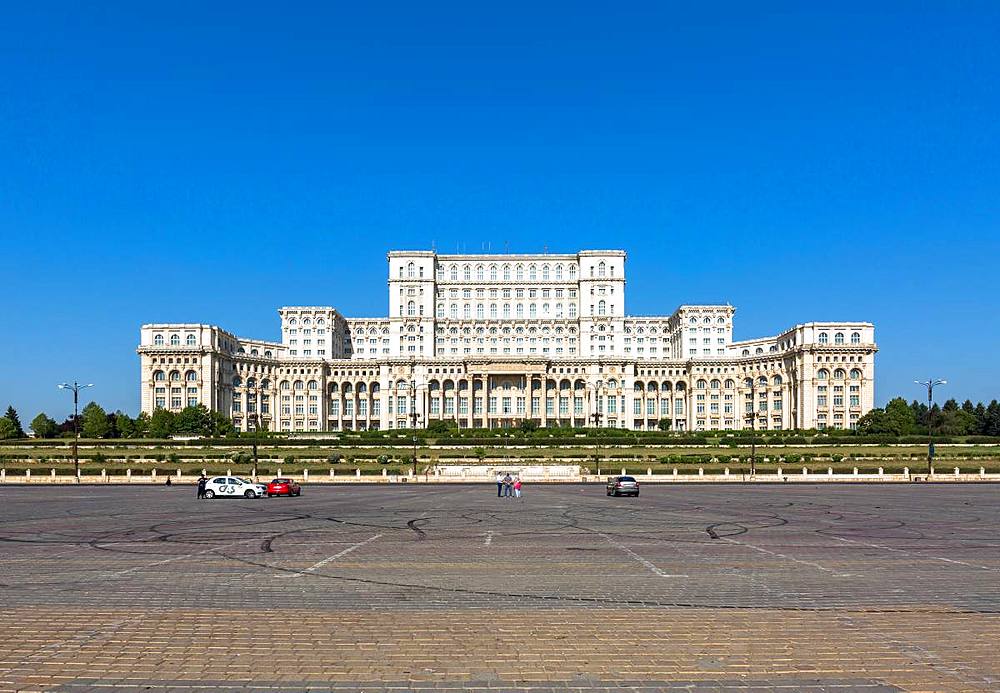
left=248, top=413, right=259, bottom=482
left=915, top=379, right=946, bottom=476
left=745, top=378, right=758, bottom=477
left=58, top=382, right=93, bottom=482
left=409, top=379, right=420, bottom=475
left=590, top=381, right=604, bottom=475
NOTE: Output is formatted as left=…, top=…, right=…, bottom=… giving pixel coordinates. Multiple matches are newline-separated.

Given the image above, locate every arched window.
left=261, top=379, right=270, bottom=389
left=817, top=369, right=829, bottom=380
left=293, top=380, right=304, bottom=390
left=598, top=261, right=606, bottom=277
left=153, top=370, right=165, bottom=381
left=307, top=380, right=318, bottom=390
left=724, top=379, right=735, bottom=389
left=569, top=264, right=577, bottom=279
left=407, top=262, right=415, bottom=278
left=489, top=265, right=497, bottom=281
left=450, top=265, right=458, bottom=280
left=503, top=303, right=511, bottom=318
left=555, top=264, right=563, bottom=280
left=246, top=377, right=256, bottom=388
left=834, top=368, right=846, bottom=380
left=834, top=332, right=844, bottom=345
left=710, top=379, right=720, bottom=389
left=463, top=304, right=471, bottom=319
left=463, top=265, right=471, bottom=281
left=476, top=265, right=484, bottom=280
left=772, top=375, right=783, bottom=386
left=851, top=332, right=861, bottom=344
left=755, top=347, right=764, bottom=354
left=450, top=304, right=458, bottom=319
left=503, top=265, right=511, bottom=280
left=696, top=379, right=707, bottom=389
left=516, top=304, right=524, bottom=318
left=169, top=334, right=180, bottom=346
left=542, top=264, right=550, bottom=280
left=407, top=301, right=416, bottom=316
left=232, top=375, right=242, bottom=387
left=264, top=350, right=272, bottom=358
left=153, top=334, right=164, bottom=346
left=185, top=334, right=196, bottom=346
left=279, top=381, right=290, bottom=391
left=490, top=303, right=497, bottom=318
left=742, top=349, right=750, bottom=356
left=186, top=370, right=198, bottom=382
left=819, top=332, right=829, bottom=345
left=598, top=300, right=606, bottom=315
left=516, top=264, right=524, bottom=280
left=476, top=304, right=484, bottom=319
left=437, top=303, right=445, bottom=317
left=168, top=370, right=180, bottom=381
left=850, top=368, right=862, bottom=380
left=529, top=264, right=537, bottom=280
left=529, top=303, right=537, bottom=318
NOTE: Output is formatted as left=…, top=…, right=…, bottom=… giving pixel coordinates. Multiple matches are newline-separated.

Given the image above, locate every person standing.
left=503, top=473, right=513, bottom=498
left=196, top=474, right=208, bottom=499
left=513, top=476, right=522, bottom=500
left=496, top=470, right=504, bottom=498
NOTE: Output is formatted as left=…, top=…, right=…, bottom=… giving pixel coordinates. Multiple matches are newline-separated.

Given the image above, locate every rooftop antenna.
left=543, top=244, right=548, bottom=254
left=431, top=239, right=436, bottom=252
left=504, top=240, right=510, bottom=253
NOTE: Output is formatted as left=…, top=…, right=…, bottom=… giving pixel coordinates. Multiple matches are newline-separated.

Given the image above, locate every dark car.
left=266, top=478, right=301, bottom=497
left=606, top=475, right=639, bottom=497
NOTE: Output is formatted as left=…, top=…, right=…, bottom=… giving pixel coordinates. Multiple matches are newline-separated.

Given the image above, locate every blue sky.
left=2, top=2, right=998, bottom=420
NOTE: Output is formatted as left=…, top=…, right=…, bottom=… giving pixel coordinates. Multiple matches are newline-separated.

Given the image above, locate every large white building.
left=138, top=250, right=877, bottom=433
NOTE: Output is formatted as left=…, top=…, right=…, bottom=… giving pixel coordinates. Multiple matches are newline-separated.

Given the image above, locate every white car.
left=203, top=476, right=264, bottom=499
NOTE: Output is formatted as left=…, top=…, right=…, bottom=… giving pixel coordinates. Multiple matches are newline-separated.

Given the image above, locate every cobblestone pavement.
left=0, top=484, right=998, bottom=692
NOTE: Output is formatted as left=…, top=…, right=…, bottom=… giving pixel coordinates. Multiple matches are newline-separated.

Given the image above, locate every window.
left=818, top=332, right=829, bottom=345
left=407, top=301, right=416, bottom=316
left=817, top=369, right=829, bottom=380
left=153, top=334, right=164, bottom=346
left=169, top=334, right=180, bottom=346
left=185, top=334, right=196, bottom=346
left=850, top=368, right=862, bottom=380
left=851, top=332, right=861, bottom=344
left=834, top=332, right=844, bottom=345
left=598, top=300, right=606, bottom=316
left=153, top=370, right=165, bottom=381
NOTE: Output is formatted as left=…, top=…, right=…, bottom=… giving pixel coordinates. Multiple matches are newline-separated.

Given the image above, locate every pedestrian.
left=513, top=476, right=522, bottom=500
left=503, top=473, right=513, bottom=498
left=196, top=474, right=208, bottom=499
left=165, top=477, right=172, bottom=487
left=496, top=470, right=504, bottom=498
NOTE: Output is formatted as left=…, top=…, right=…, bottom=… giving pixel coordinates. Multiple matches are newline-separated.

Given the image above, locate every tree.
left=856, top=407, right=889, bottom=435
left=4, top=406, right=24, bottom=438
left=80, top=402, right=109, bottom=438
left=518, top=419, right=538, bottom=434
left=132, top=411, right=150, bottom=438
left=886, top=398, right=918, bottom=436
left=175, top=405, right=212, bottom=436
left=657, top=418, right=672, bottom=431
left=30, top=412, right=59, bottom=438
left=209, top=410, right=235, bottom=437
left=114, top=411, right=136, bottom=438
left=0, top=418, right=18, bottom=440
left=148, top=408, right=176, bottom=438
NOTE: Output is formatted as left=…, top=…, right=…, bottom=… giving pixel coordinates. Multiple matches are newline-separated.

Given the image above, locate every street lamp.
left=247, top=413, right=259, bottom=482
left=58, top=382, right=94, bottom=482
left=915, top=379, right=947, bottom=476
left=744, top=378, right=758, bottom=477
left=409, top=379, right=421, bottom=475
left=590, top=381, right=604, bottom=476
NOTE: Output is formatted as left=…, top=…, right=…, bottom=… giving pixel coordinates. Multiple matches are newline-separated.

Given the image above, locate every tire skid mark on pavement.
left=719, top=536, right=855, bottom=577
left=596, top=531, right=687, bottom=578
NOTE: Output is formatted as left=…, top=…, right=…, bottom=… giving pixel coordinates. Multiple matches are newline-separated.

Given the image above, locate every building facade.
left=137, top=250, right=877, bottom=433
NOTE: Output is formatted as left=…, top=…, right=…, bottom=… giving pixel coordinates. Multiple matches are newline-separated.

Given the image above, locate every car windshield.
left=272, top=479, right=291, bottom=483
left=619, top=476, right=636, bottom=482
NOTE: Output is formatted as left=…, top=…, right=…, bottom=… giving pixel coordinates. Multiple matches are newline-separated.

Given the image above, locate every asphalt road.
left=1, top=484, right=998, bottom=692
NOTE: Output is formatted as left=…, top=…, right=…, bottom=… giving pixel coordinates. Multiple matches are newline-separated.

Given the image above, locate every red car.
left=266, top=478, right=301, bottom=497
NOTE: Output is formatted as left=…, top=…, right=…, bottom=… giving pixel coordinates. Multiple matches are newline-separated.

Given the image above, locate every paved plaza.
left=0, top=483, right=998, bottom=692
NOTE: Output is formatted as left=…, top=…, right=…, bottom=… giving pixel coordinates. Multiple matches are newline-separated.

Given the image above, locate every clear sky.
left=2, top=2, right=998, bottom=421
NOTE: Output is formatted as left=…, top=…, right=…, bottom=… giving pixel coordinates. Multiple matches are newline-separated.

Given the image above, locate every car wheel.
left=204, top=490, right=215, bottom=499
left=244, top=490, right=256, bottom=498
left=295, top=490, right=301, bottom=496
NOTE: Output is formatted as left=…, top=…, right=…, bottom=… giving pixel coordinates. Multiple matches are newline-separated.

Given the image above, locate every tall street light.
left=915, top=378, right=947, bottom=476
left=744, top=378, right=759, bottom=477
left=590, top=380, right=604, bottom=476
left=409, top=379, right=421, bottom=476
left=58, top=382, right=93, bottom=482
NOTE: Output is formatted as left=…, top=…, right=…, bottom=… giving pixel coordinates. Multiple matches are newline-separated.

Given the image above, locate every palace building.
left=137, top=250, right=877, bottom=432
